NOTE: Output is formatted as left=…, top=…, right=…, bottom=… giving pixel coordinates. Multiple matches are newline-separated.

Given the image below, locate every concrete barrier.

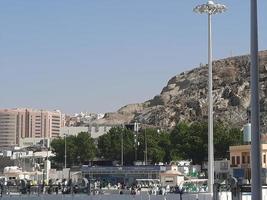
left=182, top=193, right=199, bottom=200
left=198, top=193, right=213, bottom=200
left=218, top=192, right=231, bottom=200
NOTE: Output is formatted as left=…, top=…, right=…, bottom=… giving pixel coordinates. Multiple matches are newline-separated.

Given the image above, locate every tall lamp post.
left=134, top=122, right=139, bottom=161
left=121, top=128, right=124, bottom=166
left=64, top=132, right=67, bottom=169
left=250, top=0, right=261, bottom=199
left=194, top=1, right=227, bottom=193
left=144, top=128, right=148, bottom=165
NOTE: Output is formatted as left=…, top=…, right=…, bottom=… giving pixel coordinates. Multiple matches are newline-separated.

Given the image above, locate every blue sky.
left=0, top=0, right=266, bottom=114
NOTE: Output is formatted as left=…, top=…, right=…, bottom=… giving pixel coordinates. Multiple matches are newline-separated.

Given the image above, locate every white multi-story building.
left=89, top=124, right=112, bottom=138
left=60, top=124, right=112, bottom=139
left=60, top=126, right=89, bottom=137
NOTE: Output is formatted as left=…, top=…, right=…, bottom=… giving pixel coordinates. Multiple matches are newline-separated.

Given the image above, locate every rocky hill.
left=96, top=51, right=267, bottom=131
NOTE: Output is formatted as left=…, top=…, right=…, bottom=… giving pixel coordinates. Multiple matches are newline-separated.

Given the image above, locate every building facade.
left=60, top=126, right=89, bottom=137
left=89, top=124, right=112, bottom=138
left=0, top=108, right=63, bottom=148
left=81, top=165, right=166, bottom=186
left=229, top=144, right=267, bottom=183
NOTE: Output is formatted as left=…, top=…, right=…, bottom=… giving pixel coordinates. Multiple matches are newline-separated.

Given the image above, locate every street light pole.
left=134, top=122, right=139, bottom=161
left=250, top=0, right=262, bottom=199
left=121, top=129, right=124, bottom=166
left=207, top=11, right=214, bottom=194
left=64, top=132, right=67, bottom=169
left=144, top=128, right=148, bottom=165
left=194, top=1, right=227, bottom=194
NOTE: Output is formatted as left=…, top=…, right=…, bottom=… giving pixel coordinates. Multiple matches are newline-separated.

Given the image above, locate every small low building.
left=229, top=144, right=267, bottom=184
left=81, top=165, right=166, bottom=186
left=3, top=166, right=43, bottom=181
left=160, top=165, right=184, bottom=187
left=19, top=138, right=50, bottom=148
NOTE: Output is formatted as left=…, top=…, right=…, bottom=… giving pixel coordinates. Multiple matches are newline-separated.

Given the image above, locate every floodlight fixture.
left=194, top=1, right=227, bottom=15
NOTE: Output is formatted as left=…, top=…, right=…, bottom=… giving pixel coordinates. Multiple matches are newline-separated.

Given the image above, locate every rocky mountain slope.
left=96, top=51, right=267, bottom=131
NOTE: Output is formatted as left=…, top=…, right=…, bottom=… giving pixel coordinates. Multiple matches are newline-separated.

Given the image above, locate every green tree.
left=66, top=135, right=78, bottom=165
left=169, top=122, right=191, bottom=161
left=214, top=124, right=242, bottom=159
left=75, top=132, right=96, bottom=164
left=50, top=132, right=96, bottom=168
left=170, top=122, right=208, bottom=164
left=97, top=127, right=135, bottom=164
left=169, top=121, right=242, bottom=164
left=137, top=128, right=170, bottom=164
left=158, top=131, right=171, bottom=162
left=186, top=122, right=208, bottom=164
left=50, top=138, right=65, bottom=165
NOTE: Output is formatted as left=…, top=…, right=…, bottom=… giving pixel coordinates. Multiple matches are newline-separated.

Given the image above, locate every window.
left=232, top=156, right=235, bottom=165
left=165, top=177, right=174, bottom=183
left=242, top=156, right=246, bottom=164
left=247, top=156, right=250, bottom=164
left=264, top=155, right=266, bottom=163
left=236, top=156, right=240, bottom=165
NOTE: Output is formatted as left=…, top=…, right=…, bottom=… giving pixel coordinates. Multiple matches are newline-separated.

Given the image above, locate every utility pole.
left=64, top=132, right=67, bottom=169
left=145, top=128, right=148, bottom=165
left=250, top=0, right=262, bottom=199
left=121, top=129, right=124, bottom=166
left=134, top=122, right=139, bottom=161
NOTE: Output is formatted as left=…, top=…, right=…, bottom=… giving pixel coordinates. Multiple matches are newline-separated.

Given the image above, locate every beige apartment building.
left=229, top=144, right=267, bottom=183
left=0, top=108, right=63, bottom=148
left=230, top=144, right=267, bottom=168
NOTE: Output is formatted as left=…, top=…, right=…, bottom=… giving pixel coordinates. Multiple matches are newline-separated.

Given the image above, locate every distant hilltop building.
left=65, top=112, right=104, bottom=127
left=60, top=124, right=112, bottom=139
left=59, top=111, right=111, bottom=139
left=74, top=112, right=104, bottom=120
left=0, top=108, right=64, bottom=148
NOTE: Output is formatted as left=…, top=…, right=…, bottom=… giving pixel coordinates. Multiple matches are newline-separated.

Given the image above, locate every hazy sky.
left=0, top=0, right=266, bottom=114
